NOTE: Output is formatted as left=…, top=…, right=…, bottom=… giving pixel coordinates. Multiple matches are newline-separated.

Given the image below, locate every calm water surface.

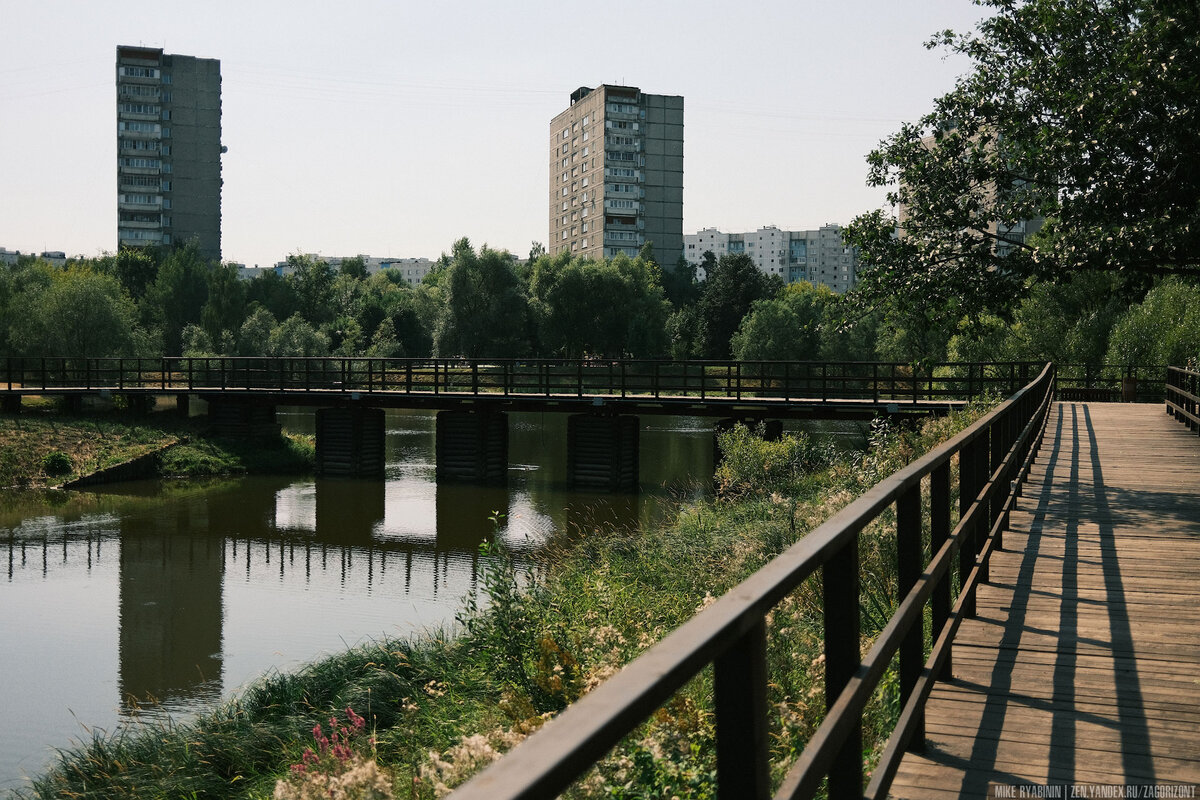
left=1, top=409, right=759, bottom=788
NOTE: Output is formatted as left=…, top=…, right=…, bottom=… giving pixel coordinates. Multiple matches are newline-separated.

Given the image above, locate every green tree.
left=845, top=0, right=1200, bottom=320
left=245, top=269, right=300, bottom=322
left=237, top=306, right=278, bottom=356
left=200, top=263, right=247, bottom=346
left=268, top=313, right=330, bottom=358
left=529, top=253, right=669, bottom=358
left=287, top=254, right=336, bottom=326
left=696, top=253, right=781, bottom=358
left=142, top=242, right=211, bottom=356
left=1105, top=279, right=1200, bottom=368
left=731, top=282, right=833, bottom=361
left=9, top=267, right=144, bottom=359
left=338, top=255, right=368, bottom=280
left=434, top=239, right=529, bottom=358
left=98, top=247, right=159, bottom=301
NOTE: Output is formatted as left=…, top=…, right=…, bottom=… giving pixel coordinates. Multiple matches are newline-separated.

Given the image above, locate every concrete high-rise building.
left=549, top=85, right=683, bottom=264
left=684, top=224, right=860, bottom=293
left=116, top=46, right=222, bottom=260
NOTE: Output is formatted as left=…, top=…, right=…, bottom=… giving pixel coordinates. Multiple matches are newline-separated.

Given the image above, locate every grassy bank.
left=0, top=403, right=313, bottom=489
left=21, top=405, right=989, bottom=800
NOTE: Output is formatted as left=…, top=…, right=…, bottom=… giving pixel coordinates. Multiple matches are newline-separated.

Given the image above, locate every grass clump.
left=22, top=404, right=992, bottom=799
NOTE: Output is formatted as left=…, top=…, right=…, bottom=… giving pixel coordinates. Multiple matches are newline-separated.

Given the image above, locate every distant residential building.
left=549, top=85, right=684, bottom=264
left=116, top=46, right=222, bottom=260
left=268, top=255, right=436, bottom=285
left=684, top=224, right=860, bottom=293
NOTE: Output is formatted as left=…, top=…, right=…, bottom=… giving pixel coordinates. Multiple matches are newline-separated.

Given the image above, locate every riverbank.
left=0, top=403, right=314, bottom=490
left=19, top=405, right=989, bottom=799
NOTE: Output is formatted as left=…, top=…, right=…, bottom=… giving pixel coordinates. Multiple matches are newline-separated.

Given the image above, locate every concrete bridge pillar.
left=567, top=414, right=639, bottom=492
left=316, top=407, right=386, bottom=478
left=121, top=393, right=155, bottom=415
left=1, top=395, right=19, bottom=414
left=435, top=409, right=508, bottom=484
left=714, top=417, right=783, bottom=465
left=175, top=393, right=191, bottom=418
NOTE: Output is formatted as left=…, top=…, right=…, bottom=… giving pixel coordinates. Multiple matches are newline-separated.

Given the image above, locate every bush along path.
left=22, top=404, right=991, bottom=800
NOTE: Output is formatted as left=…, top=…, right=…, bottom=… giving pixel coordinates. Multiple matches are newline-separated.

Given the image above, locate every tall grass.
left=20, top=404, right=990, bottom=799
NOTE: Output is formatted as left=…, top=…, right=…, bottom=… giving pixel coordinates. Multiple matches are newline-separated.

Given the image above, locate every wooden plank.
left=891, top=403, right=1200, bottom=796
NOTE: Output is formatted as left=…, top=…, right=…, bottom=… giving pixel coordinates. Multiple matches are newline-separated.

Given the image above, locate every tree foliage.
left=434, top=239, right=529, bottom=358
left=696, top=253, right=782, bottom=358
left=846, top=0, right=1200, bottom=320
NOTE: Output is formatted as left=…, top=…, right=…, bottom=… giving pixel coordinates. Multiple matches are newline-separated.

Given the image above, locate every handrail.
left=450, top=363, right=1057, bottom=799
left=1166, top=366, right=1200, bottom=433
left=0, top=357, right=1044, bottom=404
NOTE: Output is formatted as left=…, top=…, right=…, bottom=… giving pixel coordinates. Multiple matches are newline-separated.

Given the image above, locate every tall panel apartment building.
left=117, top=46, right=222, bottom=261
left=549, top=85, right=683, bottom=264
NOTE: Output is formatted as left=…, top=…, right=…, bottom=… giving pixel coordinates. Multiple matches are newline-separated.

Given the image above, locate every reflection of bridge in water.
left=4, top=474, right=616, bottom=716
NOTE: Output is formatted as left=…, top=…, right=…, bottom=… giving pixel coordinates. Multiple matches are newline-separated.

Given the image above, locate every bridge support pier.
left=175, top=394, right=191, bottom=418
left=714, top=417, right=783, bottom=465
left=436, top=409, right=508, bottom=484
left=207, top=399, right=281, bottom=440
left=1, top=395, right=20, bottom=414
left=121, top=393, right=154, bottom=415
left=316, top=407, right=386, bottom=478
left=62, top=394, right=84, bottom=414
left=567, top=414, right=639, bottom=492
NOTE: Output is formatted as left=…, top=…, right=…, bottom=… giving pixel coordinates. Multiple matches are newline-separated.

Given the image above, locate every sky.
left=0, top=0, right=988, bottom=268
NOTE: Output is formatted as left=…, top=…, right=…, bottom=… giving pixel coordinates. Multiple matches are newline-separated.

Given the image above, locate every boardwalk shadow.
left=939, top=403, right=1158, bottom=793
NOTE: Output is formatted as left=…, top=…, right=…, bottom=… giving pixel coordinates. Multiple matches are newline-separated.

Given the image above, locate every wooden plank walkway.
left=891, top=402, right=1200, bottom=797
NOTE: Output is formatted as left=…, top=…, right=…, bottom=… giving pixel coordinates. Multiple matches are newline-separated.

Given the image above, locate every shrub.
left=41, top=451, right=73, bottom=477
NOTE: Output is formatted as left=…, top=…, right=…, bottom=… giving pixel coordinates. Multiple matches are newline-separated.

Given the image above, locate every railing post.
left=654, top=361, right=661, bottom=398
left=824, top=536, right=862, bottom=797
left=735, top=362, right=741, bottom=401
left=897, top=482, right=925, bottom=748
left=977, top=427, right=992, bottom=584
left=872, top=362, right=879, bottom=403
left=959, top=439, right=978, bottom=619
left=473, top=361, right=479, bottom=396
left=714, top=619, right=770, bottom=800
left=621, top=360, right=627, bottom=398
left=577, top=359, right=583, bottom=397
left=931, top=462, right=952, bottom=679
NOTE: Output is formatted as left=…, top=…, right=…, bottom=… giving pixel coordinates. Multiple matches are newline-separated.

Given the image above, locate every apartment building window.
left=119, top=66, right=159, bottom=79
left=582, top=238, right=587, bottom=247
left=119, top=102, right=159, bottom=115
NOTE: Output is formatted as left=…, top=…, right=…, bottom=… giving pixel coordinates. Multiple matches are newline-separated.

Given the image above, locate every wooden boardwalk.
left=892, top=402, right=1200, bottom=797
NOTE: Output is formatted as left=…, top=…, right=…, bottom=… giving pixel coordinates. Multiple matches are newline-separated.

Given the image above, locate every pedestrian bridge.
left=1, top=356, right=1041, bottom=489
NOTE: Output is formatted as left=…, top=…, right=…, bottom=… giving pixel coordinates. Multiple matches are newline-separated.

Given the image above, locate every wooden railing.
left=449, top=364, right=1056, bottom=799
left=1166, top=366, right=1200, bottom=433
left=1, top=357, right=1042, bottom=404
left=1055, top=362, right=1166, bottom=402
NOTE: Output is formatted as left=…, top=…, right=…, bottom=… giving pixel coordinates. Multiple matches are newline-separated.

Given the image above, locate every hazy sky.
left=0, top=0, right=987, bottom=267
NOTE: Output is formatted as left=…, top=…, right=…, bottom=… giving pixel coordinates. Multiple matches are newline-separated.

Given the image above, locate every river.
left=0, top=408, right=866, bottom=789
left=0, top=408, right=756, bottom=789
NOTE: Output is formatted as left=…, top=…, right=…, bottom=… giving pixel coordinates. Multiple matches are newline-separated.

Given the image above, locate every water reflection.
left=118, top=508, right=223, bottom=712
left=0, top=409, right=729, bottom=787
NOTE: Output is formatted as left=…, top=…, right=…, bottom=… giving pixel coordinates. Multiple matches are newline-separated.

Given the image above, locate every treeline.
left=2, top=236, right=1198, bottom=368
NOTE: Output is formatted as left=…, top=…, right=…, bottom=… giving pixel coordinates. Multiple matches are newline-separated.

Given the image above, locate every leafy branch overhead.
left=845, top=0, right=1200, bottom=319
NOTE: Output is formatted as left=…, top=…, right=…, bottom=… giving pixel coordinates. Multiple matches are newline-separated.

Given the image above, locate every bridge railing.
left=1166, top=366, right=1200, bottom=433
left=1055, top=362, right=1166, bottom=402
left=447, top=363, right=1056, bottom=799
left=2, top=357, right=1045, bottom=403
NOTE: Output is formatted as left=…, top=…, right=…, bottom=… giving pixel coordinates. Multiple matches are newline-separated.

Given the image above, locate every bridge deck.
left=891, top=402, right=1200, bottom=797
